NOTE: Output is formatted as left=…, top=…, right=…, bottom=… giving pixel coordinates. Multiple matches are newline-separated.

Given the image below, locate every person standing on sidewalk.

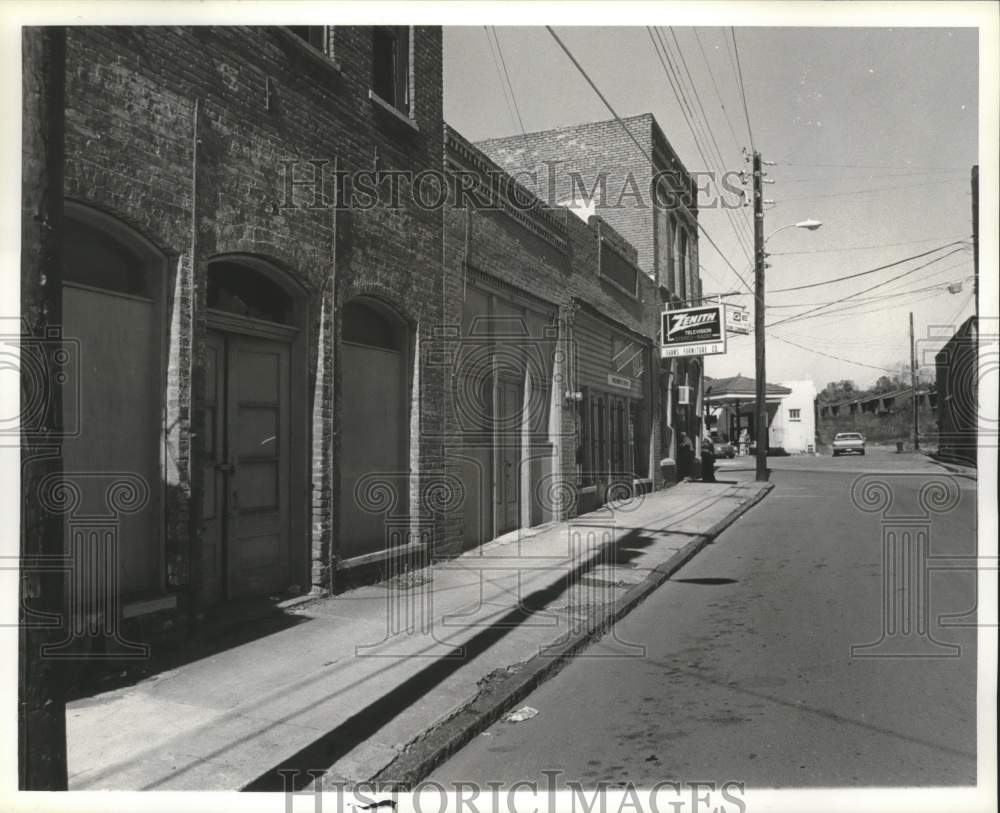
left=701, top=434, right=717, bottom=482
left=678, top=432, right=694, bottom=480
left=739, top=426, right=750, bottom=457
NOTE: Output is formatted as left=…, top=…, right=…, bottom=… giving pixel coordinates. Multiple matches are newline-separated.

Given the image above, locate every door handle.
left=215, top=462, right=235, bottom=474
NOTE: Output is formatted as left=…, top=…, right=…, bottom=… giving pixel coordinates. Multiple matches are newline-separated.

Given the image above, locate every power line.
left=546, top=26, right=753, bottom=295
left=483, top=27, right=521, bottom=137
left=766, top=283, right=949, bottom=328
left=768, top=240, right=966, bottom=294
left=722, top=287, right=947, bottom=339
left=853, top=258, right=972, bottom=299
left=729, top=27, right=754, bottom=152
left=775, top=177, right=965, bottom=203
left=769, top=234, right=970, bottom=256
left=667, top=27, right=757, bottom=259
left=773, top=289, right=947, bottom=325
left=768, top=274, right=956, bottom=327
left=776, top=160, right=967, bottom=171
left=719, top=27, right=759, bottom=249
left=689, top=26, right=758, bottom=258
left=769, top=333, right=898, bottom=373
left=766, top=246, right=967, bottom=328
left=490, top=28, right=528, bottom=139
left=766, top=275, right=972, bottom=308
left=777, top=324, right=913, bottom=346
left=545, top=27, right=651, bottom=166
left=943, top=288, right=975, bottom=329
left=777, top=169, right=968, bottom=183
left=776, top=258, right=971, bottom=305
left=692, top=28, right=743, bottom=158
left=647, top=27, right=755, bottom=269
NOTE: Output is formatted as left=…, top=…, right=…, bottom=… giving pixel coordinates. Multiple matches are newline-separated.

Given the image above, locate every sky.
left=442, top=24, right=982, bottom=391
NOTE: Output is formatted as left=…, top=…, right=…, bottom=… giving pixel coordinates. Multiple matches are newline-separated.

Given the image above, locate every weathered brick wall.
left=478, top=116, right=702, bottom=477
left=441, top=127, right=663, bottom=537
left=476, top=116, right=656, bottom=279
left=63, top=26, right=448, bottom=600
left=476, top=114, right=700, bottom=306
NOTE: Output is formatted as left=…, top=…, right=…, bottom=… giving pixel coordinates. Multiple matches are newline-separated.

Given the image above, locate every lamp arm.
left=764, top=223, right=795, bottom=243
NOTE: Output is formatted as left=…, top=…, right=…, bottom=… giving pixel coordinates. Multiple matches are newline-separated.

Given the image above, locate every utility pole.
left=910, top=311, right=919, bottom=451
left=753, top=150, right=767, bottom=481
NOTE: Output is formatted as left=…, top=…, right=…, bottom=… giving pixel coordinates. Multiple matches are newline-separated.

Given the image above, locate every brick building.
left=440, top=127, right=663, bottom=549
left=935, top=315, right=978, bottom=466
left=32, top=27, right=694, bottom=634
left=475, top=114, right=707, bottom=474
left=57, top=25, right=450, bottom=624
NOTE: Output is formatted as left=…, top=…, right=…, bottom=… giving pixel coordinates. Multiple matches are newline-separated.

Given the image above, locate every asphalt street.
left=431, top=450, right=979, bottom=788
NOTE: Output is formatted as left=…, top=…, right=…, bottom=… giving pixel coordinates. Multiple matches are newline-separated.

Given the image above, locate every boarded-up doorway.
left=61, top=206, right=165, bottom=606
left=339, top=298, right=410, bottom=561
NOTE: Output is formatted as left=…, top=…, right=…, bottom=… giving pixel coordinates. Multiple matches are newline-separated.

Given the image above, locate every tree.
left=818, top=379, right=858, bottom=403
left=872, top=375, right=894, bottom=393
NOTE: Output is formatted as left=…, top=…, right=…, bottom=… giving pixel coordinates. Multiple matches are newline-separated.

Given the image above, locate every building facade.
left=704, top=374, right=792, bottom=452
left=34, top=26, right=685, bottom=635
left=770, top=380, right=817, bottom=454
left=441, top=127, right=662, bottom=549
left=475, top=114, right=705, bottom=476
left=57, top=25, right=449, bottom=624
left=935, top=315, right=978, bottom=466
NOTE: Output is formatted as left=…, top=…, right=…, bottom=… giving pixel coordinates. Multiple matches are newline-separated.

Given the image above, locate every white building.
left=771, top=380, right=818, bottom=454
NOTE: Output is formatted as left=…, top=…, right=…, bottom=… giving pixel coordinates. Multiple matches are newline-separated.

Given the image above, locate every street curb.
left=922, top=453, right=978, bottom=481
left=369, top=481, right=775, bottom=788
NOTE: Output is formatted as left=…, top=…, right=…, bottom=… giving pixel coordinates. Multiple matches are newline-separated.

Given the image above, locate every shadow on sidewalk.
left=66, top=596, right=311, bottom=702
left=240, top=526, right=659, bottom=792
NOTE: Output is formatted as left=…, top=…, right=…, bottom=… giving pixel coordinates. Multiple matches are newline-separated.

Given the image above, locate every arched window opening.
left=64, top=217, right=150, bottom=297
left=208, top=260, right=294, bottom=324
left=61, top=204, right=165, bottom=602
left=338, top=296, right=410, bottom=562
left=342, top=299, right=404, bottom=350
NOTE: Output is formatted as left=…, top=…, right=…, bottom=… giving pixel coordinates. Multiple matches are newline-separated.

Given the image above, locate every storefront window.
left=579, top=390, right=646, bottom=484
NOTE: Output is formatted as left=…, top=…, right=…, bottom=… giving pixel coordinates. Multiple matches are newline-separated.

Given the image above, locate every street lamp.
left=752, top=154, right=823, bottom=483
left=765, top=219, right=823, bottom=242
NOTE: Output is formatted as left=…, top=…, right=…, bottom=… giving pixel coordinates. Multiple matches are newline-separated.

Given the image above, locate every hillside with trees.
left=816, top=365, right=937, bottom=448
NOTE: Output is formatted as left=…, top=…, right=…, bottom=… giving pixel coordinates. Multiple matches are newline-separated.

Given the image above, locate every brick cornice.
left=444, top=125, right=569, bottom=253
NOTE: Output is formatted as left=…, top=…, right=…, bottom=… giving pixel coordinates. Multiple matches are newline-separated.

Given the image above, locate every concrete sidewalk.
left=923, top=451, right=978, bottom=480
left=67, top=477, right=772, bottom=791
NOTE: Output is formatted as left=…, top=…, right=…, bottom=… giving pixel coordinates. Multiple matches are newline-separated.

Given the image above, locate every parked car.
left=832, top=432, right=866, bottom=456
left=715, top=439, right=736, bottom=459
left=709, top=431, right=736, bottom=459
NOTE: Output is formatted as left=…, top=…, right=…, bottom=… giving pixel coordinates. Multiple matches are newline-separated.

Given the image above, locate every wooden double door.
left=201, top=328, right=292, bottom=602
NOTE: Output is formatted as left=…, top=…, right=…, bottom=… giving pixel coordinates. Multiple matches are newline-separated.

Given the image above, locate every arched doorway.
left=62, top=202, right=166, bottom=599
left=339, top=297, right=410, bottom=561
left=202, top=256, right=306, bottom=602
